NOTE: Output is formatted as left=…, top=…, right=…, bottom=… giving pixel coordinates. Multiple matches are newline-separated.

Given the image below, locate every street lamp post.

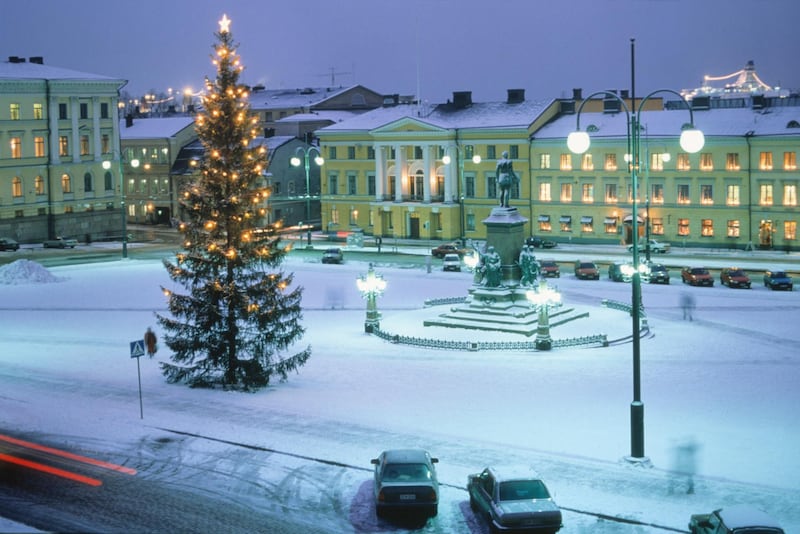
left=103, top=157, right=139, bottom=259
left=356, top=263, right=387, bottom=333
left=526, top=280, right=562, bottom=351
left=290, top=146, right=324, bottom=225
left=567, top=87, right=703, bottom=461
left=443, top=146, right=481, bottom=244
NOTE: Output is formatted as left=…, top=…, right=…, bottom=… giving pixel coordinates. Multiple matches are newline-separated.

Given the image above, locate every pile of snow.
left=0, top=259, right=65, bottom=285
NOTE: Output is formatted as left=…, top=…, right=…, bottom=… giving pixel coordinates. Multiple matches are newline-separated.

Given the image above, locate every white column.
left=374, top=144, right=385, bottom=201
left=423, top=145, right=432, bottom=203
left=395, top=144, right=405, bottom=202
left=49, top=97, right=60, bottom=164
left=92, top=97, right=102, bottom=161
left=444, top=144, right=456, bottom=203
left=70, top=97, right=80, bottom=163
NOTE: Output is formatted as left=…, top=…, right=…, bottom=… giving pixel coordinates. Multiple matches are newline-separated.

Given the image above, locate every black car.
left=647, top=263, right=670, bottom=284
left=608, top=262, right=633, bottom=282
left=763, top=270, right=793, bottom=291
left=525, top=236, right=557, bottom=249
left=0, top=237, right=20, bottom=251
left=370, top=449, right=439, bottom=520
left=689, top=504, right=784, bottom=533
left=321, top=247, right=344, bottom=264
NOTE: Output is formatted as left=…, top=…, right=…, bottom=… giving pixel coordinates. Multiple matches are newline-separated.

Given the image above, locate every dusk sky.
left=3, top=0, right=799, bottom=104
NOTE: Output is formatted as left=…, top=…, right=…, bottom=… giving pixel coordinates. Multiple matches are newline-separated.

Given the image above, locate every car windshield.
left=383, top=463, right=432, bottom=482
left=651, top=265, right=666, bottom=272
left=579, top=263, right=595, bottom=269
left=729, top=270, right=744, bottom=276
left=692, top=268, right=708, bottom=274
left=771, top=272, right=787, bottom=278
left=498, top=480, right=550, bottom=501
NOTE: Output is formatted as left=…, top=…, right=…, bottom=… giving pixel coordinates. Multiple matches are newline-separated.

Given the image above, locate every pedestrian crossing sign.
left=130, top=340, right=145, bottom=358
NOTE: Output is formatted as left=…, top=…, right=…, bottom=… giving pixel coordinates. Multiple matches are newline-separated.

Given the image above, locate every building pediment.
left=371, top=117, right=448, bottom=135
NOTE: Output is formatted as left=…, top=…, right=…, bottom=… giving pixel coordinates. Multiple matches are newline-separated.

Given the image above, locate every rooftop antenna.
left=317, top=67, right=351, bottom=87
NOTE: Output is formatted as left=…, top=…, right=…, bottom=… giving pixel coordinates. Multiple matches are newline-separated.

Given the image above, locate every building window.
left=701, top=219, right=714, bottom=237
left=80, top=135, right=90, bottom=156
left=651, top=217, right=664, bottom=236
left=466, top=213, right=475, bottom=231
left=509, top=145, right=519, bottom=159
left=559, top=154, right=572, bottom=171
left=61, top=173, right=72, bottom=193
left=538, top=215, right=551, bottom=232
left=650, top=153, right=665, bottom=171
left=33, top=103, right=43, bottom=119
left=581, top=153, right=593, bottom=171
left=726, top=153, right=740, bottom=171
left=367, top=175, right=375, bottom=196
left=604, top=153, right=617, bottom=171
left=487, top=145, right=496, bottom=159
left=466, top=175, right=475, bottom=198
left=784, top=152, right=797, bottom=171
left=58, top=103, right=68, bottom=119
left=328, top=146, right=337, bottom=160
left=347, top=146, right=356, bottom=160
left=539, top=182, right=551, bottom=202
left=677, top=184, right=690, bottom=204
left=560, top=183, right=572, bottom=202
left=651, top=183, right=664, bottom=205
left=328, top=174, right=338, bottom=195
left=759, top=152, right=773, bottom=170
left=80, top=102, right=88, bottom=119
left=487, top=176, right=497, bottom=200
left=677, top=218, right=690, bottom=236
left=604, top=216, right=618, bottom=234
left=12, top=176, right=23, bottom=197
left=10, top=103, right=20, bottom=120
left=581, top=183, right=593, bottom=202
left=727, top=220, right=740, bottom=237
left=34, top=136, right=45, bottom=157
left=367, top=146, right=375, bottom=159
left=35, top=175, right=45, bottom=195
left=605, top=183, right=617, bottom=203
left=784, top=184, right=797, bottom=206
left=759, top=183, right=773, bottom=205
left=104, top=171, right=113, bottom=191
left=10, top=137, right=22, bottom=158
left=330, top=209, right=339, bottom=225
left=726, top=184, right=741, bottom=206
left=286, top=181, right=295, bottom=195
left=59, top=136, right=69, bottom=157
left=559, top=216, right=572, bottom=232
left=349, top=208, right=358, bottom=225
left=100, top=102, right=109, bottom=118
left=348, top=174, right=357, bottom=195
left=580, top=216, right=593, bottom=233
left=540, top=153, right=551, bottom=169
left=127, top=178, right=134, bottom=194
left=785, top=220, right=797, bottom=241
left=700, top=153, right=713, bottom=171
left=101, top=134, right=110, bottom=154
left=700, top=184, right=713, bottom=205
left=83, top=172, right=93, bottom=192
left=676, top=153, right=690, bottom=171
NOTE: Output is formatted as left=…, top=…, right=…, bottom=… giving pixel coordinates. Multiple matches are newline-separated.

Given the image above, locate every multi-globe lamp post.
left=290, top=146, right=324, bottom=226
left=103, top=157, right=140, bottom=259
left=567, top=89, right=704, bottom=461
left=356, top=263, right=387, bottom=333
left=526, top=280, right=562, bottom=351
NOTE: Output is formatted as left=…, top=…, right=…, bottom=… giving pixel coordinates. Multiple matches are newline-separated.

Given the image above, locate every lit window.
left=759, top=184, right=773, bottom=205
left=650, top=153, right=665, bottom=171
left=61, top=173, right=72, bottom=193
left=604, top=153, right=617, bottom=171
left=677, top=184, right=690, bottom=204
left=677, top=218, right=690, bottom=236
left=59, top=136, right=69, bottom=157
left=581, top=153, right=593, bottom=171
left=35, top=175, right=45, bottom=195
left=651, top=184, right=664, bottom=205
left=701, top=219, right=714, bottom=237
left=726, top=184, right=740, bottom=206
left=581, top=183, right=593, bottom=202
left=560, top=183, right=572, bottom=202
left=559, top=153, right=572, bottom=171
left=700, top=153, right=713, bottom=171
left=651, top=217, right=664, bottom=236
left=676, top=153, right=690, bottom=171
left=539, top=153, right=551, bottom=169
left=80, top=135, right=90, bottom=156
left=34, top=136, right=45, bottom=157
left=33, top=103, right=43, bottom=120
left=726, top=153, right=740, bottom=171
left=784, top=184, right=797, bottom=206
left=580, top=216, right=593, bottom=233
left=701, top=184, right=713, bottom=205
left=605, top=183, right=617, bottom=203
left=784, top=152, right=797, bottom=171
left=539, top=182, right=551, bottom=202
left=10, top=103, right=20, bottom=120
left=727, top=220, right=740, bottom=237
left=101, top=134, right=110, bottom=154
left=604, top=216, right=617, bottom=234
left=785, top=220, right=797, bottom=240
left=12, top=176, right=23, bottom=197
left=559, top=215, right=572, bottom=232
left=760, top=152, right=773, bottom=170
left=10, top=137, right=22, bottom=158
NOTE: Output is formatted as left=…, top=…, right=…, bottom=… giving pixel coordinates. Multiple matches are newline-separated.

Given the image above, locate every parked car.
left=720, top=267, right=751, bottom=289
left=321, top=247, right=344, bottom=264
left=647, top=263, right=671, bottom=284
left=608, top=261, right=634, bottom=282
left=525, top=236, right=557, bottom=249
left=431, top=242, right=467, bottom=258
left=627, top=239, right=670, bottom=254
left=681, top=266, right=714, bottom=286
left=467, top=466, right=563, bottom=534
left=689, top=504, right=784, bottom=534
left=0, top=237, right=20, bottom=251
left=370, top=449, right=439, bottom=520
left=539, top=260, right=560, bottom=278
left=763, top=270, right=793, bottom=291
left=574, top=260, right=599, bottom=280
left=442, top=253, right=461, bottom=272
left=42, top=237, right=78, bottom=249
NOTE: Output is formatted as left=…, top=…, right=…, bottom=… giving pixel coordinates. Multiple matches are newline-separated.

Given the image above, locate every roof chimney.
left=29, top=56, right=44, bottom=64
left=8, top=56, right=25, bottom=63
left=125, top=114, right=134, bottom=128
left=452, top=91, right=472, bottom=109
left=572, top=88, right=582, bottom=101
left=507, top=88, right=525, bottom=104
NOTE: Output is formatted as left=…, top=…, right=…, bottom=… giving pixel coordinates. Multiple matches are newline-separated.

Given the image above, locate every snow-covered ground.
left=1, top=253, right=798, bottom=532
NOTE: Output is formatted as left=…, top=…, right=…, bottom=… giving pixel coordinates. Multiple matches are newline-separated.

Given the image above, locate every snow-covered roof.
left=248, top=86, right=356, bottom=110
left=0, top=58, right=125, bottom=86
left=319, top=98, right=556, bottom=133
left=119, top=117, right=196, bottom=139
left=533, top=105, right=800, bottom=140
left=276, top=110, right=361, bottom=124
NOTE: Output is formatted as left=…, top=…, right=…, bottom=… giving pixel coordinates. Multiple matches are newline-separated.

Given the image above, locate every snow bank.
left=0, top=259, right=65, bottom=285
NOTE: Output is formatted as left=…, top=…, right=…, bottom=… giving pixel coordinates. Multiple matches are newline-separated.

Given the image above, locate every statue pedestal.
left=483, top=207, right=528, bottom=282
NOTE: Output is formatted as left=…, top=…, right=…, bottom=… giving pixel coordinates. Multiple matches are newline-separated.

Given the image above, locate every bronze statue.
left=496, top=151, right=517, bottom=208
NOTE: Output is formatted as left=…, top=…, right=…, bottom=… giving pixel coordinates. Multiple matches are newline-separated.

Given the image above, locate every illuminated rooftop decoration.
left=682, top=60, right=789, bottom=100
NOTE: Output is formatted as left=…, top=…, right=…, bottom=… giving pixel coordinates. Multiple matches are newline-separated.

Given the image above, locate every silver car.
left=370, top=449, right=439, bottom=520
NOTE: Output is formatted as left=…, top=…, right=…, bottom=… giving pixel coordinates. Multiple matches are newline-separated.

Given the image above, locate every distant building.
left=0, top=56, right=126, bottom=243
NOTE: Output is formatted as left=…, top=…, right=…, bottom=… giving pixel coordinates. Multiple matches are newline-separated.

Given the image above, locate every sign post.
left=129, top=340, right=145, bottom=419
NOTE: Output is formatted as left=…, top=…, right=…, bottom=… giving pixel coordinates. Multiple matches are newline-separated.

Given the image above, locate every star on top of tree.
left=219, top=14, right=231, bottom=33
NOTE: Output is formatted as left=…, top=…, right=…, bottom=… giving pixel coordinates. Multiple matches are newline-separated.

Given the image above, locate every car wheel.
left=375, top=505, right=386, bottom=519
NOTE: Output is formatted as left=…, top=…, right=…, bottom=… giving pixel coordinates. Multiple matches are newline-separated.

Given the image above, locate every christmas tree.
left=157, top=14, right=310, bottom=390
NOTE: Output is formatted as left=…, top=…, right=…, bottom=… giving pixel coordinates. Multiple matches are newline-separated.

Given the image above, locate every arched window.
left=35, top=175, right=45, bottom=195
left=12, top=176, right=23, bottom=197
left=61, top=173, right=72, bottom=193
left=84, top=172, right=93, bottom=192
left=787, top=120, right=800, bottom=129
left=104, top=171, right=113, bottom=191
